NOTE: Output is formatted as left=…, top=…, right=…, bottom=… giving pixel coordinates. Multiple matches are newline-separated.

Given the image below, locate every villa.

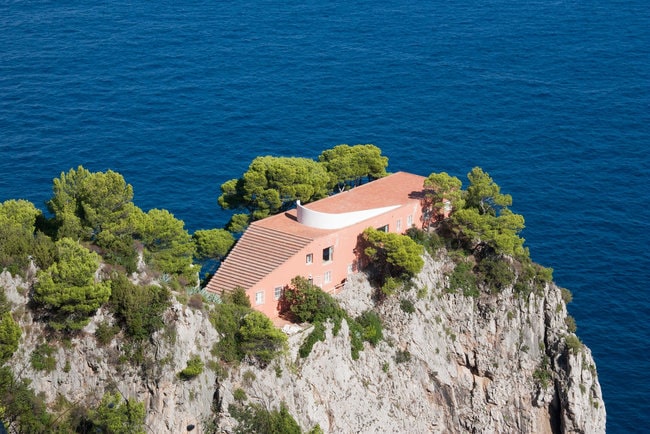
left=205, top=171, right=427, bottom=319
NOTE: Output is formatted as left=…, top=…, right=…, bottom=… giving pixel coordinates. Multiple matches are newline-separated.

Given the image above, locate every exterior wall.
left=247, top=201, right=423, bottom=319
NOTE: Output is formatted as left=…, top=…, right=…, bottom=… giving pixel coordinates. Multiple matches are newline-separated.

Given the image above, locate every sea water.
left=1, top=1, right=649, bottom=432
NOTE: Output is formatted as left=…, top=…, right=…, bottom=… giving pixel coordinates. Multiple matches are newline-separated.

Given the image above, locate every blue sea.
left=1, top=1, right=648, bottom=431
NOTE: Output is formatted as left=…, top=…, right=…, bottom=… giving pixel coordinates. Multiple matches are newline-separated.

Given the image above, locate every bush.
left=299, top=322, right=326, bottom=358
left=109, top=273, right=171, bottom=340
left=561, top=287, right=573, bottom=304
left=31, top=343, right=57, bottom=372
left=233, top=388, right=247, bottom=402
left=565, top=335, right=583, bottom=354
left=95, top=321, right=120, bottom=346
left=0, top=312, right=21, bottom=363
left=448, top=261, right=478, bottom=296
left=394, top=349, right=411, bottom=364
left=229, top=402, right=301, bottom=434
left=477, top=255, right=515, bottom=293
left=565, top=315, right=577, bottom=333
left=356, top=310, right=383, bottom=346
left=400, top=298, right=415, bottom=314
left=179, top=355, right=204, bottom=380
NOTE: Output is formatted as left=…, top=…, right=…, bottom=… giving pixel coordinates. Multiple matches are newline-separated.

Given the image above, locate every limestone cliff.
left=1, top=248, right=605, bottom=433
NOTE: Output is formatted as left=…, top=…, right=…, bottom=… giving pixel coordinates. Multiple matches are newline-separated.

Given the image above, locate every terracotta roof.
left=205, top=171, right=426, bottom=294
left=205, top=224, right=312, bottom=294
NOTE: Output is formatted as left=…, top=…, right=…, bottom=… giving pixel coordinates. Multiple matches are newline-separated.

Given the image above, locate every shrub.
left=565, top=335, right=583, bottom=354
left=233, top=388, right=247, bottom=402
left=229, top=401, right=301, bottom=434
left=179, top=355, right=204, bottom=380
left=565, top=315, right=577, bottom=333
left=95, top=321, right=120, bottom=346
left=394, top=349, right=411, bottom=364
left=400, top=298, right=415, bottom=314
left=109, top=273, right=171, bottom=340
left=560, top=287, right=573, bottom=304
left=381, top=276, right=402, bottom=297
left=448, top=261, right=478, bottom=296
left=0, top=312, right=21, bottom=363
left=356, top=310, right=383, bottom=346
left=477, top=255, right=515, bottom=293
left=31, top=343, right=57, bottom=372
left=299, top=322, right=326, bottom=358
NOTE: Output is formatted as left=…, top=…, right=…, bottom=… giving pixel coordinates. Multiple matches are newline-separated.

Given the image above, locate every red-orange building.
left=205, top=171, right=427, bottom=319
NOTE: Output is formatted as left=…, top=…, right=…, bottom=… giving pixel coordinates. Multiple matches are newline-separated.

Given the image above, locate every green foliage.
left=229, top=401, right=301, bottom=434
left=406, top=227, right=445, bottom=255
left=355, top=310, right=383, bottom=346
left=0, top=199, right=42, bottom=274
left=233, top=388, right=247, bottom=402
left=193, top=228, right=235, bottom=260
left=400, top=298, right=415, bottom=314
left=362, top=227, right=424, bottom=279
left=226, top=213, right=251, bottom=234
left=380, top=276, right=402, bottom=297
left=514, top=261, right=554, bottom=297
left=451, top=207, right=526, bottom=257
left=109, top=273, right=171, bottom=340
left=210, top=303, right=286, bottom=366
left=88, top=392, right=146, bottom=434
left=0, top=366, right=55, bottom=432
left=299, top=322, right=326, bottom=358
left=465, top=167, right=512, bottom=215
left=560, top=287, right=573, bottom=304
left=0, top=312, right=21, bottom=363
left=34, top=238, right=111, bottom=331
left=280, top=277, right=343, bottom=324
left=448, top=261, right=478, bottom=296
left=238, top=312, right=288, bottom=366
left=179, top=355, right=204, bottom=380
left=47, top=166, right=141, bottom=272
left=476, top=255, right=515, bottom=293
left=565, top=334, right=583, bottom=354
left=317, top=144, right=388, bottom=191
left=219, top=155, right=330, bottom=221
left=224, top=286, right=252, bottom=308
left=565, top=315, right=577, bottom=333
left=394, top=349, right=412, bottom=364
left=138, top=208, right=195, bottom=277
left=423, top=172, right=464, bottom=225
left=30, top=343, right=57, bottom=372
left=95, top=320, right=120, bottom=346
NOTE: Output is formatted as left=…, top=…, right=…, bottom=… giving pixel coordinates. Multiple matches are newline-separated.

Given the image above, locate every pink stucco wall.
left=248, top=200, right=423, bottom=319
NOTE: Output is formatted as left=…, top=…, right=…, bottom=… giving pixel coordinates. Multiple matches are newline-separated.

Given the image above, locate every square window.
left=255, top=290, right=264, bottom=305
left=306, top=253, right=313, bottom=264
left=378, top=224, right=389, bottom=233
left=274, top=286, right=283, bottom=300
left=396, top=219, right=402, bottom=232
left=322, top=246, right=333, bottom=262
left=407, top=214, right=413, bottom=226
left=324, top=271, right=332, bottom=284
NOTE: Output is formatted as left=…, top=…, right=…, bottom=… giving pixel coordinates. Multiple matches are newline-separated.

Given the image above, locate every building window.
left=324, top=271, right=332, bottom=284
left=274, top=286, right=283, bottom=300
left=255, top=291, right=264, bottom=305
left=322, top=246, right=333, bottom=262
left=396, top=219, right=402, bottom=232
left=306, top=253, right=313, bottom=264
left=407, top=214, right=413, bottom=226
left=378, top=224, right=389, bottom=232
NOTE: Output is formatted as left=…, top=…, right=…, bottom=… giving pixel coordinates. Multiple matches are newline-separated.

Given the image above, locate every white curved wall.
left=296, top=200, right=400, bottom=230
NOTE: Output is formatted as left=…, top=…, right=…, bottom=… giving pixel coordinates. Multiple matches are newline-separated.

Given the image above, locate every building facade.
left=205, top=172, right=426, bottom=319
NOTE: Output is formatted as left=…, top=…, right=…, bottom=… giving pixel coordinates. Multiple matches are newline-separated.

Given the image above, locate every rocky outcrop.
left=1, top=247, right=605, bottom=433
left=217, top=252, right=606, bottom=433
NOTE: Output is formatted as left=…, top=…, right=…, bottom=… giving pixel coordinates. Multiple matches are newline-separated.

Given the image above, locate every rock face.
left=218, top=253, right=606, bottom=433
left=1, top=248, right=606, bottom=433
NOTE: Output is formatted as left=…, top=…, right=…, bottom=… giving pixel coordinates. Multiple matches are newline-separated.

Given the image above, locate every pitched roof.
left=205, top=171, right=425, bottom=294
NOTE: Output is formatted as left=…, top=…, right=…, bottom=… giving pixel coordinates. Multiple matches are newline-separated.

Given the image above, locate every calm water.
left=1, top=1, right=649, bottom=431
